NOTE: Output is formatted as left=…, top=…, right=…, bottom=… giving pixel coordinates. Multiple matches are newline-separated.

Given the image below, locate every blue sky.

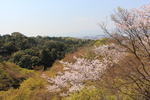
left=0, top=0, right=149, bottom=37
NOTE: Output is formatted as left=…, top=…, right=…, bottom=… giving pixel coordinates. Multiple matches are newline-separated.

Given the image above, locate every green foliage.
left=63, top=86, right=101, bottom=100
left=117, top=6, right=125, bottom=12
left=0, top=32, right=92, bottom=70
left=40, top=49, right=52, bottom=70
left=24, top=48, right=39, bottom=56
left=2, top=41, right=17, bottom=54
left=0, top=65, right=13, bottom=91
left=63, top=84, right=136, bottom=100
left=0, top=55, right=2, bottom=62
left=0, top=62, right=35, bottom=90
left=18, top=55, right=32, bottom=69
left=11, top=32, right=25, bottom=37
left=0, top=71, right=50, bottom=100
left=31, top=56, right=40, bottom=67
left=9, top=51, right=25, bottom=63
left=92, top=38, right=107, bottom=46
left=20, top=77, right=45, bottom=91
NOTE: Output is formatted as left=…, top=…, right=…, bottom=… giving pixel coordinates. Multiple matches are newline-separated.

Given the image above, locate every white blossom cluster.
left=114, top=4, right=150, bottom=58
left=41, top=44, right=127, bottom=96
left=93, top=43, right=127, bottom=65
left=116, top=4, right=150, bottom=29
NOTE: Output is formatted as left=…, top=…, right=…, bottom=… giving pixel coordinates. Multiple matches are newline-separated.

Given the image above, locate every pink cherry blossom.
left=41, top=44, right=127, bottom=96
left=114, top=4, right=150, bottom=30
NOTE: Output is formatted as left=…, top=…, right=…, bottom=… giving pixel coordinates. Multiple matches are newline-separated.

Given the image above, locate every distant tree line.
left=0, top=32, right=92, bottom=70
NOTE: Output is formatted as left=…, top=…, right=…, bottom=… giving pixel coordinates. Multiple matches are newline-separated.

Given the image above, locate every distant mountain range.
left=78, top=34, right=108, bottom=40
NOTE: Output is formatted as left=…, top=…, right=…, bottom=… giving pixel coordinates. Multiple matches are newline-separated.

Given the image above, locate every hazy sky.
left=0, top=0, right=149, bottom=37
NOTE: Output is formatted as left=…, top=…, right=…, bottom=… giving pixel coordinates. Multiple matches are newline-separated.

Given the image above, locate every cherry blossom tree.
left=41, top=43, right=127, bottom=96
left=98, top=3, right=150, bottom=99
left=41, top=3, right=150, bottom=99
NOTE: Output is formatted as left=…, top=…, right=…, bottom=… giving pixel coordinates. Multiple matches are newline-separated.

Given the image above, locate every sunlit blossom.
left=41, top=43, right=127, bottom=96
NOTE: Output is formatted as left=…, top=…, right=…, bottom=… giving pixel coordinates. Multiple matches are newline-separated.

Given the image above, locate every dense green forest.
left=0, top=32, right=92, bottom=71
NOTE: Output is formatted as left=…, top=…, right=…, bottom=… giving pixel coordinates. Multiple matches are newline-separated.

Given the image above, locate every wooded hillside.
left=0, top=32, right=92, bottom=70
